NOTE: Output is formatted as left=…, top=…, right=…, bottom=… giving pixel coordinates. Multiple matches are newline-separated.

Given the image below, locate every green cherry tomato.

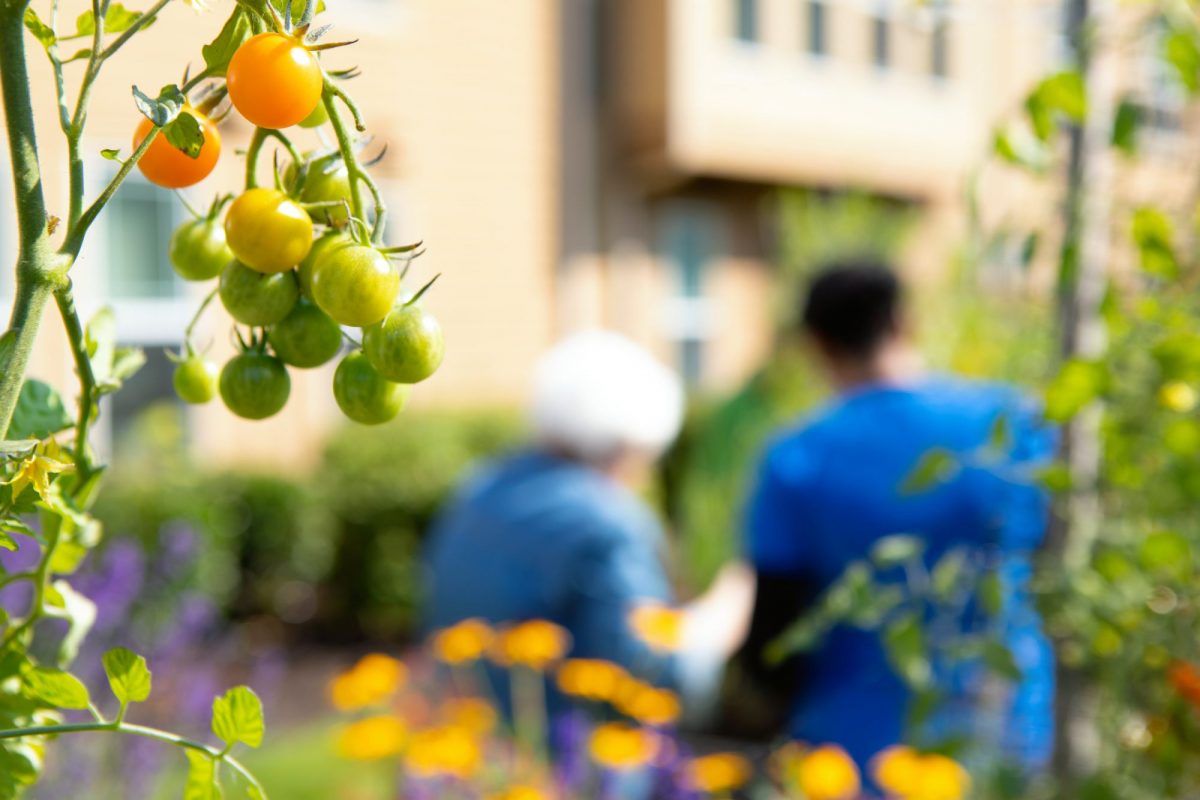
left=363, top=303, right=445, bottom=384
left=173, top=356, right=219, bottom=404
left=267, top=297, right=343, bottom=368
left=224, top=188, right=314, bottom=274
left=219, top=260, right=299, bottom=326
left=333, top=351, right=409, bottom=425
left=219, top=351, right=291, bottom=420
left=287, top=152, right=354, bottom=227
left=297, top=102, right=329, bottom=129
left=169, top=218, right=232, bottom=281
left=310, top=243, right=400, bottom=327
left=297, top=231, right=352, bottom=298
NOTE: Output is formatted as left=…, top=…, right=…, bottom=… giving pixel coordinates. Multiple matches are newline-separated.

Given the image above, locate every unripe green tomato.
left=297, top=102, right=329, bottom=129
left=173, top=356, right=219, bottom=404
left=310, top=243, right=399, bottom=327
left=219, top=260, right=299, bottom=326
left=287, top=152, right=353, bottom=227
left=333, top=351, right=409, bottom=425
left=267, top=297, right=343, bottom=368
left=297, top=231, right=352, bottom=298
left=363, top=303, right=445, bottom=384
left=219, top=351, right=291, bottom=420
left=169, top=218, right=232, bottom=281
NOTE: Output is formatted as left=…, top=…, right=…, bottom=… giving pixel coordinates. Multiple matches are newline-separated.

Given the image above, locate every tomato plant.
left=169, top=198, right=233, bottom=281
left=224, top=187, right=313, bottom=274
left=133, top=108, right=220, bottom=188
left=267, top=296, right=343, bottom=368
left=226, top=32, right=323, bottom=130
left=363, top=292, right=445, bottom=384
left=220, top=346, right=291, bottom=421
left=218, top=259, right=300, bottom=326
left=172, top=353, right=220, bottom=404
left=310, top=241, right=400, bottom=326
left=333, top=351, right=409, bottom=425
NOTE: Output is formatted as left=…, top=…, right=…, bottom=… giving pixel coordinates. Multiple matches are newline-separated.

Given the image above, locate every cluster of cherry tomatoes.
left=133, top=27, right=443, bottom=426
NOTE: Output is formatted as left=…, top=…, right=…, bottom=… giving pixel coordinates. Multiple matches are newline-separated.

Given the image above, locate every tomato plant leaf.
left=1164, top=28, right=1200, bottom=94
left=202, top=7, right=253, bottom=76
left=1112, top=98, right=1140, bottom=155
left=883, top=612, right=931, bottom=689
left=47, top=580, right=97, bottom=667
left=1131, top=207, right=1178, bottom=279
left=102, top=647, right=152, bottom=704
left=0, top=440, right=38, bottom=461
left=1043, top=359, right=1108, bottom=422
left=62, top=48, right=92, bottom=63
left=9, top=380, right=72, bottom=440
left=76, top=3, right=144, bottom=36
left=212, top=686, right=264, bottom=748
left=22, top=666, right=90, bottom=710
left=132, top=84, right=185, bottom=127
left=901, top=448, right=959, bottom=495
left=184, top=751, right=222, bottom=800
left=100, top=148, right=121, bottom=161
left=163, top=112, right=205, bottom=160
left=22, top=8, right=56, bottom=48
left=0, top=531, right=16, bottom=552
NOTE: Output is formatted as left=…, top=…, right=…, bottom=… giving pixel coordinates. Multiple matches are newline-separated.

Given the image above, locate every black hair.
left=801, top=260, right=902, bottom=359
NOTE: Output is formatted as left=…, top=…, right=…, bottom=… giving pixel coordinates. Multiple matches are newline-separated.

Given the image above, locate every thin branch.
left=185, top=287, right=218, bottom=343
left=54, top=285, right=97, bottom=484
left=99, top=0, right=173, bottom=59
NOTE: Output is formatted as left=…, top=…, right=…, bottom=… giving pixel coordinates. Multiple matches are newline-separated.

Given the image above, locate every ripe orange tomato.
left=226, top=33, right=323, bottom=129
left=133, top=111, right=220, bottom=189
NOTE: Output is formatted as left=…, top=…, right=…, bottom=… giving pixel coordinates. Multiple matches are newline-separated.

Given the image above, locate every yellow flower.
left=487, top=786, right=548, bottom=800
left=628, top=604, right=684, bottom=652
left=872, top=747, right=970, bottom=800
left=1160, top=382, right=1198, bottom=413
left=614, top=682, right=681, bottom=727
left=492, top=620, right=570, bottom=671
left=432, top=619, right=495, bottom=664
left=405, top=725, right=483, bottom=780
left=336, top=715, right=406, bottom=761
left=329, top=653, right=406, bottom=711
left=556, top=659, right=630, bottom=703
left=795, top=744, right=860, bottom=800
left=6, top=440, right=73, bottom=501
left=440, top=697, right=497, bottom=736
left=687, top=752, right=752, bottom=794
left=588, top=722, right=659, bottom=771
left=873, top=746, right=922, bottom=796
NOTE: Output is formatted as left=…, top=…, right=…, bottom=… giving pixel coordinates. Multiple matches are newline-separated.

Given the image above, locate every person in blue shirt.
left=741, top=262, right=1055, bottom=770
left=425, top=331, right=753, bottom=707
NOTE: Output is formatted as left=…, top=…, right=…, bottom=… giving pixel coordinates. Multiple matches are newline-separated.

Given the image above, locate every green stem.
left=185, top=287, right=218, bottom=344
left=54, top=285, right=96, bottom=484
left=244, top=127, right=269, bottom=189
left=0, top=517, right=60, bottom=651
left=98, top=0, right=173, bottom=59
left=324, top=81, right=388, bottom=241
left=321, top=84, right=366, bottom=228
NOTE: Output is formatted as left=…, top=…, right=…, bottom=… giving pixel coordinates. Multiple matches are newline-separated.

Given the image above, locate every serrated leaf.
left=103, top=647, right=152, bottom=704
left=212, top=686, right=264, bottom=748
left=901, top=448, right=959, bottom=495
left=23, top=8, right=56, bottom=47
left=201, top=7, right=252, bottom=76
left=23, top=666, right=90, bottom=709
left=184, top=751, right=222, bottom=800
left=76, top=3, right=143, bottom=36
left=9, top=380, right=72, bottom=440
left=163, top=113, right=205, bottom=160
left=132, top=84, right=185, bottom=127
left=100, top=148, right=121, bottom=161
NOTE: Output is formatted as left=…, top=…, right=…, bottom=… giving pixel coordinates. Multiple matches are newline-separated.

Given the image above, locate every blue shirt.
left=746, top=376, right=1055, bottom=768
left=424, top=451, right=674, bottom=684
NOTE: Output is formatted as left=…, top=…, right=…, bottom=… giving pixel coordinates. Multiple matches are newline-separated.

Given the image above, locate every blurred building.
left=0, top=0, right=1135, bottom=467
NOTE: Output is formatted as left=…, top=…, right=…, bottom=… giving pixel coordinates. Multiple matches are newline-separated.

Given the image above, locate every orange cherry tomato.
left=133, top=110, right=220, bottom=189
left=226, top=32, right=323, bottom=129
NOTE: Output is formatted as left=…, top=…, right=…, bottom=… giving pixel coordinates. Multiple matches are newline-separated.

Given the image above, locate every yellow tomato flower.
left=588, top=722, right=659, bottom=771
left=628, top=604, right=684, bottom=652
left=6, top=440, right=73, bottom=501
left=329, top=653, right=406, bottom=711
left=336, top=715, right=406, bottom=761
left=487, top=786, right=548, bottom=800
left=440, top=697, right=497, bottom=735
left=1160, top=382, right=1198, bottom=413
left=687, top=752, right=752, bottom=794
left=405, top=725, right=483, bottom=780
left=614, top=682, right=681, bottom=727
left=797, top=744, right=860, bottom=800
left=492, top=620, right=571, bottom=670
left=433, top=619, right=495, bottom=664
left=557, top=659, right=630, bottom=702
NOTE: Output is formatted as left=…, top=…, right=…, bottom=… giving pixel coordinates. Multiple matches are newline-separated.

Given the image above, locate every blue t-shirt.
left=425, top=451, right=674, bottom=685
left=746, top=377, right=1055, bottom=768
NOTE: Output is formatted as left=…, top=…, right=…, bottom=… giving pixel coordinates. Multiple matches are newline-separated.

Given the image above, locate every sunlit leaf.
left=102, top=647, right=153, bottom=704
left=9, top=380, right=72, bottom=440
left=100, top=148, right=121, bottom=161
left=901, top=449, right=959, bottom=494
left=23, top=8, right=56, bottom=47
left=212, top=686, right=264, bottom=748
left=163, top=113, right=205, bottom=160
left=132, top=84, right=185, bottom=127
left=22, top=666, right=90, bottom=709
left=1139, top=530, right=1191, bottom=581
left=184, top=751, right=222, bottom=800
left=202, top=7, right=253, bottom=76
left=1164, top=29, right=1200, bottom=94
left=1043, top=360, right=1107, bottom=423
left=48, top=580, right=97, bottom=667
left=75, top=3, right=144, bottom=36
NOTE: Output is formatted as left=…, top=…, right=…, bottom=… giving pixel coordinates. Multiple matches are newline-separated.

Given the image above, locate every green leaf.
left=102, top=647, right=152, bottom=704
left=1036, top=71, right=1088, bottom=123
left=1043, top=359, right=1107, bottom=423
left=1139, top=530, right=1191, bottom=581
left=184, top=751, right=222, bottom=800
left=202, top=7, right=253, bottom=76
left=132, top=84, right=185, bottom=127
left=766, top=614, right=831, bottom=663
left=212, top=686, right=264, bottom=749
left=23, top=8, right=56, bottom=47
left=9, top=380, right=72, bottom=440
left=1035, top=463, right=1073, bottom=494
left=100, top=148, right=121, bottom=161
left=982, top=640, right=1023, bottom=682
left=992, top=127, right=1049, bottom=172
left=1131, top=207, right=1177, bottom=279
left=883, top=612, right=931, bottom=689
left=1164, top=29, right=1200, bottom=94
left=901, top=448, right=959, bottom=495
left=0, top=531, right=16, bottom=552
left=870, top=534, right=924, bottom=568
left=1112, top=98, right=1140, bottom=155
left=47, top=580, right=97, bottom=667
left=89, top=307, right=145, bottom=394
left=163, top=113, right=205, bottom=160
left=75, top=3, right=144, bottom=36
left=23, top=666, right=90, bottom=709
left=0, top=440, right=38, bottom=461
left=931, top=549, right=969, bottom=600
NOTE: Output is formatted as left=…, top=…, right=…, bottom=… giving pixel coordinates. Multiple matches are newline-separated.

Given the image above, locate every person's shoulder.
left=758, top=412, right=832, bottom=487
left=916, top=375, right=1036, bottom=416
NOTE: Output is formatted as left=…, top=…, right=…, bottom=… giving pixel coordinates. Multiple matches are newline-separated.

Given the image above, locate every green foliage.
left=212, top=687, right=265, bottom=749
left=102, top=647, right=152, bottom=705
left=9, top=381, right=71, bottom=441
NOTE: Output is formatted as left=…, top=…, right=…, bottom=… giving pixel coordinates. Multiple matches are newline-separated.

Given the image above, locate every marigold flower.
left=556, top=659, right=630, bottom=702
left=336, top=715, right=406, bottom=761
left=329, top=653, right=406, bottom=711
left=872, top=746, right=971, bottom=800
left=492, top=620, right=571, bottom=670
left=440, top=697, right=498, bottom=735
left=687, top=752, right=752, bottom=794
left=487, top=786, right=548, bottom=800
left=628, top=603, right=684, bottom=652
left=405, top=725, right=483, bottom=780
left=1168, top=660, right=1200, bottom=708
left=432, top=619, right=495, bottom=664
left=614, top=682, right=681, bottom=727
left=588, top=722, right=659, bottom=771
left=795, top=744, right=860, bottom=800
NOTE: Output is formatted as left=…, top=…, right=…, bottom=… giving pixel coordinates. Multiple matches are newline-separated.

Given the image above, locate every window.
left=872, top=14, right=891, bottom=69
left=931, top=18, right=949, bottom=78
left=734, top=0, right=758, bottom=43
left=106, top=347, right=183, bottom=460
left=807, top=1, right=827, bottom=56
left=660, top=205, right=716, bottom=387
left=105, top=177, right=183, bottom=298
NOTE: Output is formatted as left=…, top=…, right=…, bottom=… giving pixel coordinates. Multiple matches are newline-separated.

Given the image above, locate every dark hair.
left=801, top=261, right=902, bottom=358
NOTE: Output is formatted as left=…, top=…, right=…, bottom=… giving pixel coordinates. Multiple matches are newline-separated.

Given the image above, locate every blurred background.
left=4, top=0, right=1198, bottom=796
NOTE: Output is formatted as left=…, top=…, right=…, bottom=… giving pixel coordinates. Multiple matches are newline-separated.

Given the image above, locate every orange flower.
left=872, top=746, right=971, bottom=800
left=557, top=659, right=630, bottom=703
left=336, top=715, right=406, bottom=761
left=432, top=619, right=495, bottom=664
left=614, top=682, right=681, bottom=727
left=441, top=697, right=498, bottom=735
left=687, top=752, right=752, bottom=794
left=405, top=725, right=483, bottom=780
left=628, top=604, right=684, bottom=652
left=873, top=746, right=922, bottom=796
left=1168, top=661, right=1200, bottom=708
left=487, top=786, right=548, bottom=800
left=786, top=744, right=860, bottom=800
left=588, top=722, right=659, bottom=771
left=492, top=620, right=571, bottom=670
left=329, top=653, right=406, bottom=711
